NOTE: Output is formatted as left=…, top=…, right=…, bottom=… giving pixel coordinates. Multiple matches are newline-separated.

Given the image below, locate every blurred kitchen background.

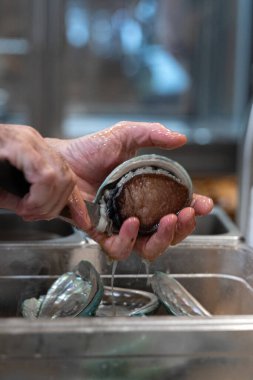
left=0, top=0, right=252, bottom=221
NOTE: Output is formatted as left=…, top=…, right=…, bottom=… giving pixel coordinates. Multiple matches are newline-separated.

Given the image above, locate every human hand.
left=47, top=121, right=213, bottom=261
left=0, top=124, right=77, bottom=220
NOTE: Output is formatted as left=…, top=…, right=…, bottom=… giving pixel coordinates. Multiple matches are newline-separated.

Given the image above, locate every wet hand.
left=47, top=121, right=213, bottom=261
left=0, top=124, right=77, bottom=221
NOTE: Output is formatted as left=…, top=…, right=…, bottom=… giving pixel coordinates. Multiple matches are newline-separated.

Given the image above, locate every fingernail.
left=128, top=217, right=139, bottom=236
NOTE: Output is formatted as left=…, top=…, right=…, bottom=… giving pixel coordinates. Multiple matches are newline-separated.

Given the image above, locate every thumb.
left=116, top=122, right=187, bottom=150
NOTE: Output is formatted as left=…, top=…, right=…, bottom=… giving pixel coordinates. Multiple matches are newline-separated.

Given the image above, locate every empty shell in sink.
left=21, top=261, right=104, bottom=319
left=95, top=154, right=193, bottom=236
left=151, top=271, right=211, bottom=317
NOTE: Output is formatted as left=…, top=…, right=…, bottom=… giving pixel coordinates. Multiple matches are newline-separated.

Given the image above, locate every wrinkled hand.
left=47, top=121, right=213, bottom=261
left=0, top=124, right=77, bottom=220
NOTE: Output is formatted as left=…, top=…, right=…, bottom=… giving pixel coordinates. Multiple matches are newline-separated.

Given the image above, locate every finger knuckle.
left=58, top=170, right=76, bottom=191
left=41, top=167, right=56, bottom=184
left=152, top=122, right=165, bottom=130
left=24, top=125, right=42, bottom=139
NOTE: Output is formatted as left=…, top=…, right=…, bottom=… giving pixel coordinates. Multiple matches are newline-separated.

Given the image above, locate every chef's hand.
left=47, top=121, right=213, bottom=261
left=0, top=124, right=78, bottom=220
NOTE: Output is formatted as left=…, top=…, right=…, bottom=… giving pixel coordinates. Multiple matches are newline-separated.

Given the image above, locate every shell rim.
left=95, top=154, right=193, bottom=203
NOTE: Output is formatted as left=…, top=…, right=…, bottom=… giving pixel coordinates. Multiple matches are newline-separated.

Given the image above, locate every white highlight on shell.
left=96, top=199, right=108, bottom=233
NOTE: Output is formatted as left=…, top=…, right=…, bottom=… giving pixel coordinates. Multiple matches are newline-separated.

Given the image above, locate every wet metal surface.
left=0, top=208, right=252, bottom=379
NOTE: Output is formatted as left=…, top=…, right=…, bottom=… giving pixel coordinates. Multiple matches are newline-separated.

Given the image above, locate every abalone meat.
left=95, top=154, right=192, bottom=236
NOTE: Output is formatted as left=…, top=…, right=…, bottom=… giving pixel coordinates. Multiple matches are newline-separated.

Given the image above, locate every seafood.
left=150, top=271, right=211, bottom=317
left=95, top=154, right=192, bottom=235
left=22, top=260, right=103, bottom=319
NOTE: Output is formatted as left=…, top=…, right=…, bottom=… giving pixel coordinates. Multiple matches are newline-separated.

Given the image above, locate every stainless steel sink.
left=1, top=272, right=253, bottom=318
left=188, top=205, right=240, bottom=242
left=0, top=210, right=86, bottom=276
left=0, top=208, right=251, bottom=380
left=1, top=242, right=253, bottom=379
left=0, top=209, right=85, bottom=243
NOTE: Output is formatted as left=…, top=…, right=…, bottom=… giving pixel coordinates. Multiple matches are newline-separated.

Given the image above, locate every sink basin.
left=0, top=209, right=85, bottom=243
left=188, top=205, right=240, bottom=241
left=0, top=208, right=250, bottom=379
left=1, top=272, right=253, bottom=318
left=1, top=242, right=253, bottom=379
left=0, top=210, right=86, bottom=276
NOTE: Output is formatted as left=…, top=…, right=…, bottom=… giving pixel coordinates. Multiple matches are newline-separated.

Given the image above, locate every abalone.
left=95, top=154, right=192, bottom=236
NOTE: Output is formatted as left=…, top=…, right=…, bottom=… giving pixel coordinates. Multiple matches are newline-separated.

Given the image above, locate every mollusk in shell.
left=95, top=154, right=193, bottom=236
